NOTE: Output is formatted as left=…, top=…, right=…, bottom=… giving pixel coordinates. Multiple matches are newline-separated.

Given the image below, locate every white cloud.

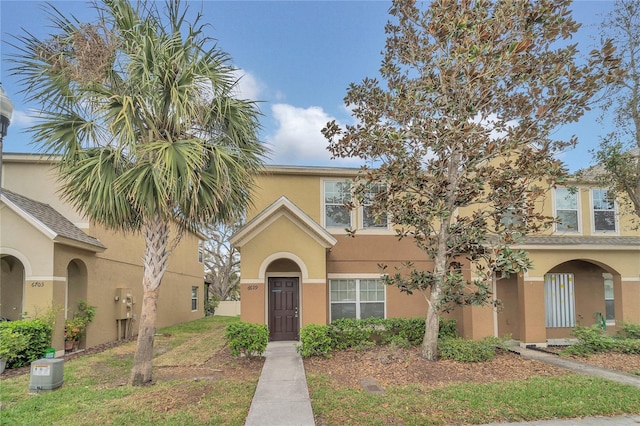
left=265, top=103, right=363, bottom=167
left=231, top=69, right=264, bottom=101
left=11, top=109, right=38, bottom=127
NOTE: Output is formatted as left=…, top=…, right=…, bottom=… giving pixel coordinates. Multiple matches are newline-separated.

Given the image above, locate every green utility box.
left=28, top=358, right=64, bottom=392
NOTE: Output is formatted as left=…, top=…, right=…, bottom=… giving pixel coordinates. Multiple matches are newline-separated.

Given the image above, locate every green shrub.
left=0, top=319, right=52, bottom=368
left=297, top=324, right=334, bottom=357
left=439, top=337, right=496, bottom=362
left=387, top=334, right=411, bottom=350
left=617, top=322, right=640, bottom=340
left=204, top=295, right=219, bottom=316
left=438, top=318, right=458, bottom=339
left=224, top=322, right=268, bottom=357
left=614, top=339, right=640, bottom=354
left=0, top=328, right=29, bottom=364
left=565, top=325, right=616, bottom=356
left=330, top=318, right=375, bottom=349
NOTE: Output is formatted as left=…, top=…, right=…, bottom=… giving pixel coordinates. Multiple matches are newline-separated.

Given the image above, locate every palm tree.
left=9, top=0, right=265, bottom=385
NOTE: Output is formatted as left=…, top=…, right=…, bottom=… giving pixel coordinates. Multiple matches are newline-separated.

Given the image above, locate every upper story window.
left=198, top=240, right=204, bottom=263
left=324, top=180, right=352, bottom=228
left=362, top=183, right=388, bottom=229
left=592, top=189, right=617, bottom=233
left=554, top=187, right=579, bottom=233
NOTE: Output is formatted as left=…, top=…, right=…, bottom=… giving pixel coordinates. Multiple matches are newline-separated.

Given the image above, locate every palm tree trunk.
left=130, top=214, right=170, bottom=386
left=130, top=288, right=159, bottom=385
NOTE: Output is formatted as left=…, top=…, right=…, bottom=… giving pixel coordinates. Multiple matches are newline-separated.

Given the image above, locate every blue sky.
left=1, top=1, right=617, bottom=171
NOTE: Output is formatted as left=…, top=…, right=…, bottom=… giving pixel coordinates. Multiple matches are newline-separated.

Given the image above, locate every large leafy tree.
left=204, top=221, right=241, bottom=302
left=323, top=0, right=616, bottom=360
left=594, top=0, right=640, bottom=221
left=10, top=0, right=265, bottom=384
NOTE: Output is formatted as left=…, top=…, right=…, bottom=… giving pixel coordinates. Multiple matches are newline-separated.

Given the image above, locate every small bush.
left=330, top=318, right=375, bottom=350
left=438, top=318, right=458, bottom=339
left=614, top=339, right=640, bottom=354
left=0, top=319, right=52, bottom=368
left=387, top=335, right=411, bottom=350
left=565, top=325, right=616, bottom=356
left=617, top=322, right=640, bottom=340
left=439, top=337, right=496, bottom=362
left=298, top=324, right=334, bottom=357
left=224, top=322, right=268, bottom=357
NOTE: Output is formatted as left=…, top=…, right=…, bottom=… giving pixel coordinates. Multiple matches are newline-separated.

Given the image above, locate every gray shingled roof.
left=522, top=235, right=640, bottom=247
left=1, top=189, right=106, bottom=250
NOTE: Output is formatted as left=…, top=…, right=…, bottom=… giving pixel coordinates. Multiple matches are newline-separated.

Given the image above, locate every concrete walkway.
left=512, top=346, right=640, bottom=388
left=245, top=341, right=315, bottom=426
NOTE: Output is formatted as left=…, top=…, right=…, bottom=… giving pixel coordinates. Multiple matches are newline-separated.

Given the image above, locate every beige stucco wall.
left=1, top=154, right=205, bottom=353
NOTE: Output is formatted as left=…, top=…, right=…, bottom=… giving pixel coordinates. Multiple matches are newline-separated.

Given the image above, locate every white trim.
left=231, top=196, right=337, bottom=248
left=258, top=252, right=309, bottom=280
left=240, top=279, right=265, bottom=284
left=328, top=273, right=383, bottom=279
left=622, top=277, right=640, bottom=282
left=304, top=279, right=327, bottom=284
left=516, top=244, right=640, bottom=251
left=0, top=248, right=33, bottom=277
left=2, top=194, right=58, bottom=240
left=27, top=276, right=67, bottom=282
left=523, top=276, right=545, bottom=282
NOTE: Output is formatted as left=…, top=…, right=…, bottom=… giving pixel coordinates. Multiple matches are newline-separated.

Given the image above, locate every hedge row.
left=562, top=323, right=640, bottom=357
left=0, top=319, right=53, bottom=368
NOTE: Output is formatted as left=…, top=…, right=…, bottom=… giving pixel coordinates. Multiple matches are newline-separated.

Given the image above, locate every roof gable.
left=1, top=189, right=106, bottom=252
left=230, top=196, right=337, bottom=249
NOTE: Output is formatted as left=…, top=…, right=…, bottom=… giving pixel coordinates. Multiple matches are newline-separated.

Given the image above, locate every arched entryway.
left=544, top=260, right=620, bottom=340
left=66, top=259, right=88, bottom=348
left=266, top=258, right=302, bottom=341
left=0, top=255, right=25, bottom=320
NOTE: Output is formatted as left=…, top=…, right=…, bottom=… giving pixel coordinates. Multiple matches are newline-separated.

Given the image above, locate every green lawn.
left=2, top=316, right=639, bottom=425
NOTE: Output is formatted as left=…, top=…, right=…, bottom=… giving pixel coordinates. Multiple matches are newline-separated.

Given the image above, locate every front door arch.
left=268, top=277, right=299, bottom=341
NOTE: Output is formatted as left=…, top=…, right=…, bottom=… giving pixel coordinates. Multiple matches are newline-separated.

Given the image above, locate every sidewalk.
left=245, top=341, right=315, bottom=426
left=512, top=346, right=640, bottom=388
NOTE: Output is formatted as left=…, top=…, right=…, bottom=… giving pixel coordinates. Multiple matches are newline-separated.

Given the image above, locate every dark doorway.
left=268, top=277, right=299, bottom=341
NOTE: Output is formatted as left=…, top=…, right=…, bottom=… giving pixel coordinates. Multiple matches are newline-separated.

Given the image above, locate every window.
left=198, top=240, right=204, bottom=263
left=544, top=273, right=575, bottom=328
left=330, top=279, right=385, bottom=321
left=362, top=183, right=388, bottom=229
left=191, top=286, right=198, bottom=311
left=592, top=189, right=617, bottom=232
left=603, top=273, right=615, bottom=324
left=324, top=180, right=352, bottom=228
left=554, top=188, right=579, bottom=232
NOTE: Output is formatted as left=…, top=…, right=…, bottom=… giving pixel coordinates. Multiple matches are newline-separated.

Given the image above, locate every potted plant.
left=64, top=301, right=96, bottom=352
left=0, top=328, right=29, bottom=374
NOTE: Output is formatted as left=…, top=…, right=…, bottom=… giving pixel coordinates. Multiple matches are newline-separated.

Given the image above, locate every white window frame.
left=329, top=276, right=386, bottom=321
left=360, top=182, right=390, bottom=231
left=191, top=286, right=198, bottom=311
left=590, top=189, right=618, bottom=234
left=322, top=179, right=354, bottom=231
left=553, top=187, right=581, bottom=234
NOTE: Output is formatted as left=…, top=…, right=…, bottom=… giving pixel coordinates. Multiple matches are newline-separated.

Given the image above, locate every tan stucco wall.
left=240, top=216, right=328, bottom=280
left=2, top=155, right=205, bottom=352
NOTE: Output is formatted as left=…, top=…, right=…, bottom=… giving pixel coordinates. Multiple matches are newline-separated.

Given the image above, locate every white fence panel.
left=215, top=300, right=241, bottom=316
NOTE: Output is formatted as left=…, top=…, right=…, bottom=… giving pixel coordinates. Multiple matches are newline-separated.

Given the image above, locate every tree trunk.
left=130, top=214, right=170, bottom=386
left=421, top=295, right=440, bottom=360
left=130, top=288, right=159, bottom=385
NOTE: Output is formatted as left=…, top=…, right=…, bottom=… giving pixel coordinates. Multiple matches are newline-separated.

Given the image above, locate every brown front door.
left=268, top=277, right=299, bottom=341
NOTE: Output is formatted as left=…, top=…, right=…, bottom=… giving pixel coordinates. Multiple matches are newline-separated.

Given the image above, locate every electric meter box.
left=28, top=358, right=63, bottom=392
